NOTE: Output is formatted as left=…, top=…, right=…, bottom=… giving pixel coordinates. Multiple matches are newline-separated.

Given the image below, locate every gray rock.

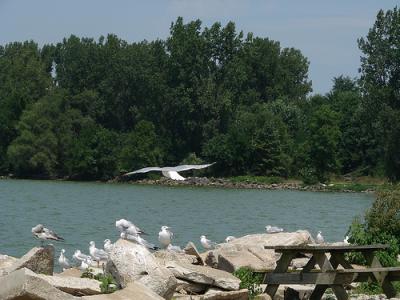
left=82, top=281, right=164, bottom=300
left=4, top=245, right=55, bottom=275
left=55, top=267, right=83, bottom=278
left=25, top=268, right=102, bottom=296
left=0, top=254, right=17, bottom=276
left=154, top=249, right=198, bottom=265
left=176, top=278, right=209, bottom=294
left=106, top=239, right=177, bottom=300
left=166, top=261, right=241, bottom=291
left=203, top=287, right=249, bottom=300
left=0, top=267, right=78, bottom=300
left=207, top=231, right=313, bottom=272
left=184, top=241, right=205, bottom=265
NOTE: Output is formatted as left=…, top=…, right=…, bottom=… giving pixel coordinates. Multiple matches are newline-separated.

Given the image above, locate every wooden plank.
left=330, top=252, right=353, bottom=269
left=264, top=251, right=297, bottom=298
left=264, top=244, right=389, bottom=251
left=335, top=267, right=400, bottom=273
left=265, top=272, right=356, bottom=285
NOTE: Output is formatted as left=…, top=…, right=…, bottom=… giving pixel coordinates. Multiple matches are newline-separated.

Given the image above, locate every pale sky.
left=0, top=0, right=398, bottom=94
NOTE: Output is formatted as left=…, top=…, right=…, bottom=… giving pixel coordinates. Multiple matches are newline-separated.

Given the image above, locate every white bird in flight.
left=31, top=224, right=64, bottom=244
left=158, top=226, right=173, bottom=248
left=123, top=163, right=215, bottom=181
left=200, top=235, right=216, bottom=249
left=58, top=249, right=70, bottom=271
left=266, top=225, right=284, bottom=234
left=316, top=231, right=324, bottom=244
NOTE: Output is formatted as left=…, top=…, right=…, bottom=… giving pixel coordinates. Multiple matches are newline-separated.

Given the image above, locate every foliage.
left=81, top=269, right=118, bottom=294
left=228, top=175, right=283, bottom=185
left=233, top=267, right=263, bottom=299
left=347, top=189, right=400, bottom=267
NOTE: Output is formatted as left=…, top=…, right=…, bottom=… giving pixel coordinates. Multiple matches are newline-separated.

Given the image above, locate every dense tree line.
left=0, top=9, right=399, bottom=181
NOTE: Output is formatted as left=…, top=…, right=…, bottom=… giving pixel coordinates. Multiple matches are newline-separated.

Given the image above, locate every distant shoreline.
left=0, top=175, right=380, bottom=193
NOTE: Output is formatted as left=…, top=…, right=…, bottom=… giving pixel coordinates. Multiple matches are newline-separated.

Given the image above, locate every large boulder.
left=166, top=261, right=241, bottom=291
left=175, top=278, right=209, bottom=294
left=0, top=254, right=18, bottom=276
left=106, top=239, right=177, bottom=299
left=184, top=242, right=205, bottom=265
left=4, top=245, right=55, bottom=275
left=173, top=288, right=249, bottom=300
left=82, top=281, right=164, bottom=300
left=56, top=267, right=83, bottom=278
left=207, top=231, right=313, bottom=272
left=154, top=249, right=198, bottom=265
left=0, top=267, right=78, bottom=300
left=26, top=268, right=102, bottom=296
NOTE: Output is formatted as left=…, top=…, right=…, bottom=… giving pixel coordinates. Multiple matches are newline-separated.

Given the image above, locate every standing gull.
left=123, top=163, right=215, bottom=181
left=31, top=224, right=64, bottom=245
left=58, top=249, right=70, bottom=271
left=104, top=239, right=113, bottom=253
left=225, top=236, right=236, bottom=243
left=116, top=219, right=147, bottom=235
left=120, top=232, right=159, bottom=250
left=158, top=226, right=173, bottom=248
left=316, top=231, right=325, bottom=244
left=89, top=241, right=108, bottom=266
left=73, top=250, right=91, bottom=263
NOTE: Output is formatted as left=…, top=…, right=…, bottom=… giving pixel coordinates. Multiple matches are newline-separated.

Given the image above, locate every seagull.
left=200, top=235, right=216, bottom=249
left=266, top=225, right=284, bottom=234
left=167, top=244, right=184, bottom=253
left=123, top=163, right=215, bottom=181
left=120, top=232, right=159, bottom=250
left=116, top=219, right=147, bottom=235
left=89, top=241, right=108, bottom=266
left=31, top=224, right=64, bottom=245
left=343, top=236, right=350, bottom=245
left=158, top=226, right=173, bottom=248
left=104, top=239, right=113, bottom=252
left=73, top=250, right=91, bottom=264
left=58, top=249, right=70, bottom=271
left=79, top=256, right=93, bottom=271
left=225, top=236, right=236, bottom=243
left=316, top=231, right=325, bottom=244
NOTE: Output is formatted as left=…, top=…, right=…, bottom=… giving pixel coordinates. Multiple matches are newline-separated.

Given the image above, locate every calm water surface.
left=0, top=179, right=373, bottom=258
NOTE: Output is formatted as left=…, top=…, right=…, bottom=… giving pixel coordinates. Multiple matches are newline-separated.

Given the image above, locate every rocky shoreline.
left=1, top=231, right=395, bottom=299
left=116, top=177, right=376, bottom=193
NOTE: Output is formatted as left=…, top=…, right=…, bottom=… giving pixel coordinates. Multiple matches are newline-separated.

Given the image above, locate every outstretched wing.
left=124, top=167, right=164, bottom=176
left=167, top=163, right=215, bottom=172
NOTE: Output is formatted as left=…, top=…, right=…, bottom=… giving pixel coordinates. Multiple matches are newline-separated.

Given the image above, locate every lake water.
left=0, top=179, right=374, bottom=259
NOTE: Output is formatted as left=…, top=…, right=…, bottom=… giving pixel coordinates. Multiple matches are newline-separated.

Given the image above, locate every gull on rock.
left=343, top=235, right=350, bottom=245
left=120, top=232, right=159, bottom=250
left=158, top=226, right=173, bottom=248
left=104, top=239, right=113, bottom=252
left=225, top=236, right=236, bottom=243
left=73, top=250, right=91, bottom=263
left=316, top=231, right=325, bottom=244
left=123, top=163, right=215, bottom=181
left=31, top=224, right=64, bottom=244
left=79, top=257, right=93, bottom=271
left=58, top=249, right=70, bottom=271
left=89, top=241, right=108, bottom=265
left=116, top=219, right=146, bottom=235
left=266, top=225, right=284, bottom=234
left=200, top=235, right=216, bottom=249
left=167, top=244, right=184, bottom=253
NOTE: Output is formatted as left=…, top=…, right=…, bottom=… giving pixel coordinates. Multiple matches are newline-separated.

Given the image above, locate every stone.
left=184, top=241, right=205, bottom=265
left=82, top=281, right=164, bottom=300
left=175, top=278, right=209, bottom=294
left=56, top=267, right=83, bottom=278
left=0, top=267, right=78, bottom=300
left=106, top=239, right=177, bottom=300
left=4, top=245, right=55, bottom=275
left=154, top=249, right=198, bottom=265
left=165, top=261, right=241, bottom=291
left=0, top=254, right=17, bottom=276
left=208, top=231, right=313, bottom=272
left=26, top=268, right=102, bottom=296
left=255, top=294, right=272, bottom=300
left=202, top=288, right=249, bottom=300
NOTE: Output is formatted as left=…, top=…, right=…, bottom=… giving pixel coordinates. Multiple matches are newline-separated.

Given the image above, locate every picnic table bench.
left=262, top=244, right=400, bottom=300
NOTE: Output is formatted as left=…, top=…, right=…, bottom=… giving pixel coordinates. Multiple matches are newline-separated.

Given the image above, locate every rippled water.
left=0, top=179, right=373, bottom=259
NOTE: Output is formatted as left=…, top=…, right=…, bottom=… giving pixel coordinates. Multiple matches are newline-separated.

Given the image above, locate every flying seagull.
left=31, top=224, right=64, bottom=245
left=123, top=163, right=215, bottom=181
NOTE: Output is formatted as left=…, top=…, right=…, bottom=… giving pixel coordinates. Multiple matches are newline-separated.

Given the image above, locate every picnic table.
left=262, top=244, right=400, bottom=300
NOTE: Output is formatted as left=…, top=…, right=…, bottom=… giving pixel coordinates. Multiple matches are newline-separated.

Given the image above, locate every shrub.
left=233, top=267, right=263, bottom=299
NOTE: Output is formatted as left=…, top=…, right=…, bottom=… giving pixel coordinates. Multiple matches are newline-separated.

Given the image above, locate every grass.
left=228, top=175, right=284, bottom=185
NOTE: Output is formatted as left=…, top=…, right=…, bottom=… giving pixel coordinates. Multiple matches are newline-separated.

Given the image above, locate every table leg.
left=264, top=252, right=297, bottom=298
left=310, top=253, right=349, bottom=300
left=330, top=252, right=353, bottom=269
left=362, top=252, right=397, bottom=298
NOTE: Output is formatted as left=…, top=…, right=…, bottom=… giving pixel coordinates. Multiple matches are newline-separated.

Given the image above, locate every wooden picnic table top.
left=263, top=244, right=389, bottom=252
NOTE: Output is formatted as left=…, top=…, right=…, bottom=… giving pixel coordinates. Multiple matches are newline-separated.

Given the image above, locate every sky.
left=0, top=0, right=398, bottom=94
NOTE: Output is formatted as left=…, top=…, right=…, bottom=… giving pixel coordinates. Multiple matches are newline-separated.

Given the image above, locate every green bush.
left=81, top=268, right=117, bottom=294
left=233, top=267, right=263, bottom=299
